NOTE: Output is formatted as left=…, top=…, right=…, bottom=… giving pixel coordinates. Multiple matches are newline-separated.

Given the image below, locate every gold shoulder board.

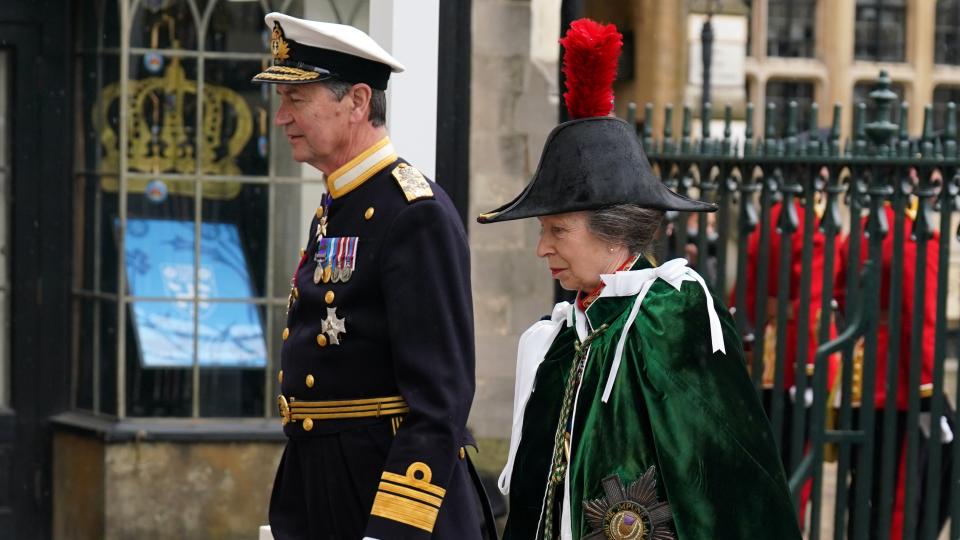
left=391, top=163, right=434, bottom=203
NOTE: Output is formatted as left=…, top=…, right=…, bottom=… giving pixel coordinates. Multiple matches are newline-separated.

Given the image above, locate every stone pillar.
left=907, top=0, right=936, bottom=134
left=820, top=0, right=855, bottom=138
left=632, top=0, right=687, bottom=136
left=468, top=0, right=555, bottom=440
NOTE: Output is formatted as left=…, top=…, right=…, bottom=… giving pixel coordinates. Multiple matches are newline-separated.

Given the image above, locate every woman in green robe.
left=476, top=18, right=803, bottom=540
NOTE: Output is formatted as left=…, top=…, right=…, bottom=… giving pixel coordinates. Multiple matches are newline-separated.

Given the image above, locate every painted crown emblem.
left=95, top=54, right=253, bottom=200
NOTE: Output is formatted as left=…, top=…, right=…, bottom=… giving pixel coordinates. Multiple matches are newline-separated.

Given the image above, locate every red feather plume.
left=559, top=18, right=623, bottom=119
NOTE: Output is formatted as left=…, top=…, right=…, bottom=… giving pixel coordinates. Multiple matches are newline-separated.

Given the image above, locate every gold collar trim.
left=326, top=137, right=397, bottom=199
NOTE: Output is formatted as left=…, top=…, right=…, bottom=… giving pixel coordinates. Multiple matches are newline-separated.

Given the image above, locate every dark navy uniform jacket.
left=269, top=137, right=481, bottom=540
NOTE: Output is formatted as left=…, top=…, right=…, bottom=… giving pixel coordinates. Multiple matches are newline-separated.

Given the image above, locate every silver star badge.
left=321, top=307, right=346, bottom=345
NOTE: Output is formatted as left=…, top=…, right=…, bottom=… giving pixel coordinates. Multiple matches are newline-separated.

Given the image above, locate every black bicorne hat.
left=477, top=19, right=716, bottom=224
left=477, top=117, right=716, bottom=223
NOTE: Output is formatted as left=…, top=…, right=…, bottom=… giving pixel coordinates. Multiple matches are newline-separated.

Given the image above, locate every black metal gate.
left=639, top=70, right=960, bottom=539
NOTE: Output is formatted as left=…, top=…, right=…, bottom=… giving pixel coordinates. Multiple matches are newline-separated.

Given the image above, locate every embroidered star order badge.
left=321, top=307, right=346, bottom=345
left=582, top=466, right=675, bottom=540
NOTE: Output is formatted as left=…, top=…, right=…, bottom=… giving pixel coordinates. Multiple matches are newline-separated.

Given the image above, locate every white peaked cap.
left=253, top=12, right=405, bottom=88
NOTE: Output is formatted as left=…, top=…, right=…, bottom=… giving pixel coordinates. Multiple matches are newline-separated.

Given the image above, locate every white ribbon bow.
left=598, top=258, right=726, bottom=403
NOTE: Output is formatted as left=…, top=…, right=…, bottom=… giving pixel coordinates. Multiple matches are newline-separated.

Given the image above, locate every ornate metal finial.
left=864, top=70, right=899, bottom=149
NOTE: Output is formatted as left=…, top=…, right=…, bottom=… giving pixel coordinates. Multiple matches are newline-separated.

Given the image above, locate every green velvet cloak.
left=503, top=258, right=802, bottom=540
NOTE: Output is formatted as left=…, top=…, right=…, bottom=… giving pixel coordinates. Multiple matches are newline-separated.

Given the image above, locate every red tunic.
left=835, top=204, right=938, bottom=410
left=731, top=201, right=840, bottom=390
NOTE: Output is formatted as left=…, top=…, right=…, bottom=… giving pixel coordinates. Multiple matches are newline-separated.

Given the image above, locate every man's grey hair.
left=588, top=204, right=664, bottom=256
left=319, top=79, right=387, bottom=127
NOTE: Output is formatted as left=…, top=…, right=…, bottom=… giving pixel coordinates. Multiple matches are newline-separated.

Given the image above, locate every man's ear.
left=349, top=83, right=372, bottom=123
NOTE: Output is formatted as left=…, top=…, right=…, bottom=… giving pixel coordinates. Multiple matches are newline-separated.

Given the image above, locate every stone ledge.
left=50, top=411, right=285, bottom=443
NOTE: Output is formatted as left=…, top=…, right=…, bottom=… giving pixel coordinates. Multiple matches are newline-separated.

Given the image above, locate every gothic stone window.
left=933, top=86, right=960, bottom=133
left=765, top=80, right=816, bottom=135
left=855, top=0, right=907, bottom=62
left=767, top=0, right=816, bottom=58
left=935, top=0, right=960, bottom=65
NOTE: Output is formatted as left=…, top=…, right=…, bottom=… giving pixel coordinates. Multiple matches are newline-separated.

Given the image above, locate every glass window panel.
left=196, top=188, right=270, bottom=299
left=83, top=298, right=119, bottom=416
left=932, top=86, right=960, bottom=132
left=203, top=59, right=271, bottom=177
left=120, top=193, right=197, bottom=416
left=767, top=0, right=816, bottom=58
left=124, top=303, right=194, bottom=416
left=765, top=80, right=816, bottom=135
left=74, top=299, right=118, bottom=413
left=74, top=174, right=118, bottom=294
left=935, top=0, right=960, bottom=65
left=76, top=0, right=122, bottom=52
left=206, top=0, right=271, bottom=54
left=74, top=0, right=310, bottom=419
left=75, top=176, right=121, bottom=295
left=855, top=0, right=906, bottom=62
left=76, top=48, right=120, bottom=177
left=130, top=0, right=201, bottom=51
left=197, top=303, right=279, bottom=417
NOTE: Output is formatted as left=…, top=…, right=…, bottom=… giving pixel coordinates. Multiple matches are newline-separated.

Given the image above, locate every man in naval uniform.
left=252, top=13, right=488, bottom=540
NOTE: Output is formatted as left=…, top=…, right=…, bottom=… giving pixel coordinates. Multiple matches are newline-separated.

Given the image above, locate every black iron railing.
left=630, top=70, right=960, bottom=539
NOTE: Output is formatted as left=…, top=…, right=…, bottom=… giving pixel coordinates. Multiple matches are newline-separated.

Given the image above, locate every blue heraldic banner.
left=122, top=218, right=267, bottom=368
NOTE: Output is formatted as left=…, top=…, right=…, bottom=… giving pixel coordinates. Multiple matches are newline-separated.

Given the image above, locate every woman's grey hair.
left=320, top=79, right=387, bottom=127
left=588, top=204, right=664, bottom=256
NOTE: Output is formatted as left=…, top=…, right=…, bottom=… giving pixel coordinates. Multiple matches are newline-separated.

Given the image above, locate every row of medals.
left=311, top=193, right=357, bottom=284
left=285, top=193, right=357, bottom=315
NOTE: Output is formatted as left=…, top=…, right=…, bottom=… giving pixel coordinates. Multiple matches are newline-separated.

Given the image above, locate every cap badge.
left=270, top=22, right=291, bottom=62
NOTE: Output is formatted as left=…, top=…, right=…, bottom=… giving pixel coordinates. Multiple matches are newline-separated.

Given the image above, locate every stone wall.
left=53, top=431, right=283, bottom=540
left=468, top=0, right=557, bottom=441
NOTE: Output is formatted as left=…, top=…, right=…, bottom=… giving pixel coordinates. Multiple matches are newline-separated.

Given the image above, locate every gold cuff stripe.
left=378, top=481, right=443, bottom=507
left=921, top=383, right=934, bottom=398
left=289, top=395, right=406, bottom=408
left=370, top=491, right=439, bottom=533
left=390, top=415, right=406, bottom=435
left=381, top=472, right=446, bottom=498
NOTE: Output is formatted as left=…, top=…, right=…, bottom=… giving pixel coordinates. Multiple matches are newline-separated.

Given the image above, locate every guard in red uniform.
left=835, top=193, right=953, bottom=539
left=732, top=199, right=840, bottom=443
left=730, top=197, right=840, bottom=526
